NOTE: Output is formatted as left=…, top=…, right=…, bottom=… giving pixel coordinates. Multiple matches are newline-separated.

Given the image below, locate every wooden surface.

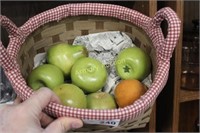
left=156, top=1, right=199, bottom=132
left=148, top=1, right=157, bottom=132
left=179, top=101, right=199, bottom=132
left=157, top=1, right=199, bottom=132
left=180, top=89, right=200, bottom=103
left=172, top=0, right=184, bottom=131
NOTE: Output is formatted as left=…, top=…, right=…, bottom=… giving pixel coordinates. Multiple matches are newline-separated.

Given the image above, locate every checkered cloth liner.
left=0, top=3, right=181, bottom=121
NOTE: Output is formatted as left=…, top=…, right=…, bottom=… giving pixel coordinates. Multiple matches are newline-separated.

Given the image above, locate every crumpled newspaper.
left=33, top=53, right=46, bottom=69
left=73, top=31, right=152, bottom=94
left=33, top=31, right=152, bottom=94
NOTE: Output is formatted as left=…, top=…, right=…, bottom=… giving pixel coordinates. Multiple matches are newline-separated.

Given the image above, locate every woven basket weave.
left=0, top=3, right=180, bottom=131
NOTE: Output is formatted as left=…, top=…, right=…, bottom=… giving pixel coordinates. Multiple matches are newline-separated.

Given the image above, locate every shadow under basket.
left=0, top=3, right=180, bottom=132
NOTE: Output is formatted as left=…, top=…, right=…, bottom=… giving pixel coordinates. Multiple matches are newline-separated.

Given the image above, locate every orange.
left=114, top=79, right=147, bottom=108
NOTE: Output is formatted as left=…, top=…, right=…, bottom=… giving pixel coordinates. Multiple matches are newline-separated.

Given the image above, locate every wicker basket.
left=0, top=3, right=180, bottom=131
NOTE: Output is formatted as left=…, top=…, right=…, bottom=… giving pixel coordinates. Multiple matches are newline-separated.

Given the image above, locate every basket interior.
left=16, top=15, right=158, bottom=131
left=17, top=15, right=157, bottom=85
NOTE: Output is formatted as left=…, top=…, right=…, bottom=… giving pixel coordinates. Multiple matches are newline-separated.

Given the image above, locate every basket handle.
left=150, top=7, right=181, bottom=60
left=0, top=15, right=19, bottom=71
left=0, top=15, right=19, bottom=36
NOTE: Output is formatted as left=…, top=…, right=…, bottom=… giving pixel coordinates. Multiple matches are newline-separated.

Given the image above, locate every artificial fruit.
left=52, top=83, right=87, bottom=109
left=87, top=92, right=117, bottom=109
left=115, top=47, right=151, bottom=81
left=47, top=43, right=88, bottom=77
left=71, top=57, right=107, bottom=93
left=27, top=64, right=64, bottom=90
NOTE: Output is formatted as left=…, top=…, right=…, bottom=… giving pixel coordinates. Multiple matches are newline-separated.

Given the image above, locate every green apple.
left=87, top=92, right=117, bottom=109
left=115, top=47, right=151, bottom=81
left=71, top=57, right=107, bottom=93
left=47, top=43, right=88, bottom=77
left=27, top=64, right=64, bottom=90
left=52, top=83, right=87, bottom=109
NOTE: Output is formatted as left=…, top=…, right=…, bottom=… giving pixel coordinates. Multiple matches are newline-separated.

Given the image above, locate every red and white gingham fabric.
left=0, top=3, right=181, bottom=121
